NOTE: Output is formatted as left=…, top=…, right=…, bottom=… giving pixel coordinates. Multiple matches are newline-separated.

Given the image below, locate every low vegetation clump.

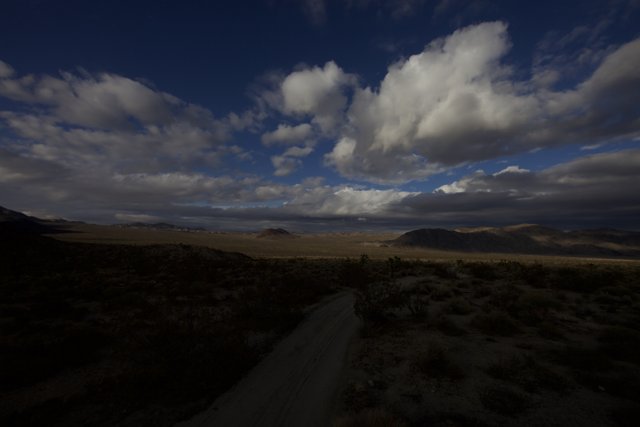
left=597, top=325, right=640, bottom=364
left=4, top=232, right=639, bottom=427
left=0, top=236, right=339, bottom=426
left=335, top=408, right=407, bottom=427
left=471, top=311, right=521, bottom=336
left=485, top=354, right=568, bottom=393
left=479, top=385, right=530, bottom=416
left=434, top=315, right=467, bottom=336
left=413, top=341, right=465, bottom=380
left=341, top=257, right=640, bottom=426
left=446, top=297, right=475, bottom=315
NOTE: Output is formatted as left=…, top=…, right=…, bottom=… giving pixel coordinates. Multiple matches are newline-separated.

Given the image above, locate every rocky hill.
left=0, top=206, right=53, bottom=235
left=391, top=224, right=640, bottom=257
left=257, top=228, right=296, bottom=239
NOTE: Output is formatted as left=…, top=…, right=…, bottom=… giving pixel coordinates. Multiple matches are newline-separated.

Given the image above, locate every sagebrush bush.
left=598, top=326, right=640, bottom=364
left=434, top=315, right=466, bottom=336
left=472, top=311, right=521, bottom=337
left=485, top=354, right=568, bottom=392
left=446, top=297, right=475, bottom=315
left=413, top=341, right=465, bottom=380
left=479, top=385, right=529, bottom=416
left=354, top=280, right=404, bottom=322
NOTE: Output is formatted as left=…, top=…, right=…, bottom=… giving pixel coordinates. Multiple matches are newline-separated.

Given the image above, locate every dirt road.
left=177, top=292, right=360, bottom=427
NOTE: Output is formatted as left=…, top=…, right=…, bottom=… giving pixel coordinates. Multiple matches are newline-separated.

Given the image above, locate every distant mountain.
left=390, top=224, right=640, bottom=257
left=257, top=228, right=296, bottom=239
left=116, top=222, right=206, bottom=232
left=0, top=206, right=53, bottom=235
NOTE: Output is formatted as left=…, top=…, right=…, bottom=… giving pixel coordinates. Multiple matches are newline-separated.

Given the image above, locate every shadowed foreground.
left=178, top=292, right=360, bottom=427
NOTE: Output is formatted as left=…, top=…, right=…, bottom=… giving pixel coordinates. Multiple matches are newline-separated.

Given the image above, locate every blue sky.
left=1, top=0, right=639, bottom=230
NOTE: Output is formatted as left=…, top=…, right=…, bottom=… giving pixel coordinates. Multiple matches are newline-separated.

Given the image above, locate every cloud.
left=0, top=60, right=15, bottom=78
left=114, top=213, right=162, bottom=223
left=326, top=22, right=537, bottom=182
left=0, top=62, right=239, bottom=176
left=2, top=21, right=639, bottom=231
left=271, top=155, right=301, bottom=176
left=261, top=123, right=313, bottom=145
left=287, top=186, right=418, bottom=216
left=0, top=60, right=271, bottom=223
left=260, top=61, right=357, bottom=134
left=301, top=0, right=327, bottom=26
left=283, top=145, right=314, bottom=157
left=398, top=149, right=640, bottom=228
left=322, top=22, right=640, bottom=183
left=0, top=71, right=181, bottom=130
left=262, top=123, right=316, bottom=175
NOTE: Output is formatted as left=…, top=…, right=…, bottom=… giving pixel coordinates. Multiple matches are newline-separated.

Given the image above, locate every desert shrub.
left=574, top=304, right=597, bottom=319
left=427, top=262, right=458, bottom=279
left=413, top=341, right=465, bottom=380
left=404, top=293, right=429, bottom=319
left=335, top=408, right=407, bottom=427
left=416, top=411, right=490, bottom=427
left=0, top=323, right=108, bottom=391
left=386, top=256, right=410, bottom=279
left=485, top=284, right=521, bottom=313
left=548, top=265, right=623, bottom=293
left=598, top=326, right=640, bottom=365
left=473, top=284, right=493, bottom=298
left=573, top=368, right=640, bottom=402
left=537, top=321, right=565, bottom=340
left=340, top=381, right=382, bottom=413
left=340, top=256, right=374, bottom=289
left=598, top=286, right=635, bottom=298
left=430, top=286, right=454, bottom=301
left=456, top=280, right=471, bottom=289
left=609, top=405, right=640, bottom=427
left=479, top=385, right=529, bottom=416
left=1, top=238, right=337, bottom=426
left=115, top=319, right=259, bottom=405
left=434, top=316, right=467, bottom=336
left=513, top=291, right=560, bottom=325
left=485, top=354, right=568, bottom=392
left=3, top=395, right=77, bottom=427
left=507, top=262, right=548, bottom=288
left=594, top=286, right=636, bottom=307
left=551, top=345, right=612, bottom=371
left=463, top=262, right=498, bottom=281
left=446, top=297, right=475, bottom=315
left=472, top=311, right=521, bottom=337
left=354, top=280, right=404, bottom=322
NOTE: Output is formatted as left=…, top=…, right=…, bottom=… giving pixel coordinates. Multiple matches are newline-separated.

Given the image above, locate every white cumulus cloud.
left=322, top=23, right=640, bottom=184
left=261, top=123, right=313, bottom=145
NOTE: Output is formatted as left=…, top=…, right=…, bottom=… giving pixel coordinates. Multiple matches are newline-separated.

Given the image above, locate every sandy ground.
left=176, top=292, right=361, bottom=427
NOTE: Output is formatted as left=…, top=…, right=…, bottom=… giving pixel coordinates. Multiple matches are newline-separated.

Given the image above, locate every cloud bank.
left=255, top=22, right=640, bottom=184
left=1, top=20, right=639, bottom=229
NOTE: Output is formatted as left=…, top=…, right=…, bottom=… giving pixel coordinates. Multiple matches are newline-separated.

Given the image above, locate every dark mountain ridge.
left=391, top=224, right=640, bottom=257
left=0, top=206, right=54, bottom=235
left=257, top=228, right=296, bottom=239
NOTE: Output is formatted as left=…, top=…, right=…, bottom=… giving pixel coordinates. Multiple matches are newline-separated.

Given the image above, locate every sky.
left=1, top=0, right=639, bottom=231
